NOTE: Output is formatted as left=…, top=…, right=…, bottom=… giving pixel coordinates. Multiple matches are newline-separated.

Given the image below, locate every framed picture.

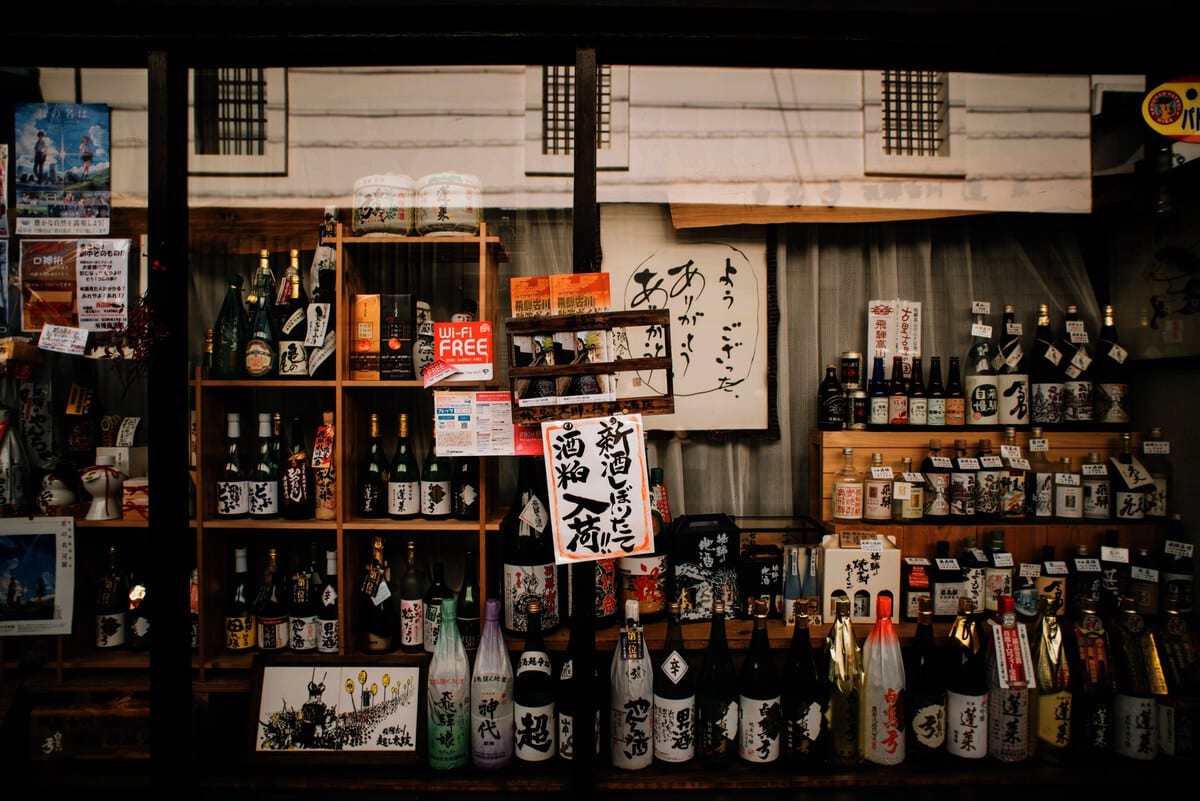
left=249, top=654, right=422, bottom=762
left=0, top=516, right=75, bottom=637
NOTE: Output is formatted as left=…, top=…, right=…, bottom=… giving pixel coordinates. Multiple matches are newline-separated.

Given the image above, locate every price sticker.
left=893, top=481, right=911, bottom=499
left=957, top=457, right=980, bottom=470
left=992, top=552, right=1014, bottom=568
left=860, top=538, right=884, bottom=554
left=971, top=323, right=993, bottom=339
left=931, top=456, right=953, bottom=468
left=1000, top=445, right=1021, bottom=459
left=1081, top=463, right=1109, bottom=477
left=1055, top=472, right=1080, bottom=486
left=1067, top=319, right=1089, bottom=343
left=981, top=455, right=1004, bottom=468
left=1143, top=440, right=1170, bottom=455
left=972, top=300, right=992, bottom=315
left=1130, top=565, right=1159, bottom=583
left=1006, top=322, right=1024, bottom=336
left=1074, top=557, right=1102, bottom=572
left=871, top=466, right=894, bottom=480
left=1045, top=560, right=1069, bottom=575
left=905, top=557, right=932, bottom=566
left=936, top=558, right=961, bottom=571
left=1009, top=458, right=1030, bottom=471
left=1019, top=563, right=1042, bottom=579
left=1028, top=438, right=1049, bottom=452
left=901, top=472, right=925, bottom=483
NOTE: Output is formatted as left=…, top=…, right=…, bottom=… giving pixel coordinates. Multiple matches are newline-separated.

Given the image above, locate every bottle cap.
left=526, top=599, right=542, bottom=615
left=484, top=598, right=501, bottom=621
left=876, top=594, right=893, bottom=620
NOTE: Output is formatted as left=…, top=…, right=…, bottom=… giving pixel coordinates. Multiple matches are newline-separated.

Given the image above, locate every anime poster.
left=0, top=517, right=76, bottom=638
left=255, top=665, right=419, bottom=752
left=13, top=103, right=111, bottom=237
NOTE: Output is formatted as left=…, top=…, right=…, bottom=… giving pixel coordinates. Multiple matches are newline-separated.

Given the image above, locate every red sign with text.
left=433, top=320, right=493, bottom=382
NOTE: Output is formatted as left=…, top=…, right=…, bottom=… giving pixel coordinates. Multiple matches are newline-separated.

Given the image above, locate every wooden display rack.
left=505, top=308, right=675, bottom=423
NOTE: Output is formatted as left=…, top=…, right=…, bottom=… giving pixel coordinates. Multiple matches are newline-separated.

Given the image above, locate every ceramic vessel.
left=414, top=172, right=482, bottom=236
left=351, top=173, right=416, bottom=235
left=81, top=455, right=126, bottom=521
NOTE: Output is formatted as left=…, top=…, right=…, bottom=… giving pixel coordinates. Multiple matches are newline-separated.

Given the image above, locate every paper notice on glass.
left=540, top=413, right=654, bottom=566
left=867, top=298, right=922, bottom=373
left=433, top=390, right=542, bottom=456
left=37, top=323, right=88, bottom=355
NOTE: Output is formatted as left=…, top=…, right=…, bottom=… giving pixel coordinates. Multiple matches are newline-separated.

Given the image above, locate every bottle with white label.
left=986, top=594, right=1034, bottom=763
left=1058, top=304, right=1094, bottom=425
left=1053, top=456, right=1083, bottom=521
left=863, top=452, right=893, bottom=521
left=1081, top=452, right=1112, bottom=520
left=995, top=304, right=1030, bottom=427
left=1108, top=596, right=1165, bottom=760
left=921, top=439, right=952, bottom=519
left=1112, top=431, right=1150, bottom=521
left=737, top=598, right=782, bottom=764
left=949, top=439, right=978, bottom=520
left=1025, top=427, right=1055, bottom=519
left=831, top=448, right=863, bottom=521
left=965, top=302, right=1000, bottom=426
left=513, top=600, right=557, bottom=762
left=931, top=539, right=963, bottom=622
left=653, top=600, right=696, bottom=765
left=891, top=456, right=924, bottom=521
left=983, top=530, right=1014, bottom=614
left=611, top=599, right=654, bottom=770
left=975, top=439, right=1004, bottom=521
left=860, top=593, right=905, bottom=766
left=1034, top=545, right=1069, bottom=618
left=999, top=426, right=1028, bottom=519
left=944, top=596, right=988, bottom=760
left=1142, top=426, right=1171, bottom=518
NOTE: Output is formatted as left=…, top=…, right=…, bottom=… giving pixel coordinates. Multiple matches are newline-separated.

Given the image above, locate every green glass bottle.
left=210, top=274, right=250, bottom=380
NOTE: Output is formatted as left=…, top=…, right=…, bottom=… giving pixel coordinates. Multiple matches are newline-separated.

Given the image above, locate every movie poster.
left=13, top=103, right=111, bottom=237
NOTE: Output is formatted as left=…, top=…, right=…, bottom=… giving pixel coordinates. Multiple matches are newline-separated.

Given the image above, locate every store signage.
left=1143, top=76, right=1200, bottom=143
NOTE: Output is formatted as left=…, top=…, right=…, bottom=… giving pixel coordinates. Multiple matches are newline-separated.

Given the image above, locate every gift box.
left=123, top=476, right=149, bottom=521
left=818, top=530, right=900, bottom=623
left=96, top=445, right=147, bottom=478
left=666, top=513, right=741, bottom=622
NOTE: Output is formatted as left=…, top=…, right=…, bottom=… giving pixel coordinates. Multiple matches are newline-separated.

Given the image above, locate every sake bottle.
left=427, top=597, right=470, bottom=770
left=610, top=599, right=654, bottom=770
left=860, top=593, right=906, bottom=766
left=737, top=597, right=781, bottom=764
left=827, top=596, right=863, bottom=766
left=470, top=598, right=514, bottom=769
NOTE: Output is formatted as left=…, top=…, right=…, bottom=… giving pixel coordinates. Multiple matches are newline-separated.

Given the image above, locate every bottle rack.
left=189, top=222, right=507, bottom=685
left=504, top=308, right=674, bottom=423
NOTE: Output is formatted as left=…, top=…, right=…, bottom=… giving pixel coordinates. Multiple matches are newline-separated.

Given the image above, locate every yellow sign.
left=1143, top=77, right=1200, bottom=143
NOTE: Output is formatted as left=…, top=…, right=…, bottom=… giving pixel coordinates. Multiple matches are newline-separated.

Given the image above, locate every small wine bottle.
left=277, top=270, right=311, bottom=379
left=860, top=593, right=905, bottom=766
left=781, top=598, right=829, bottom=768
left=653, top=600, right=696, bottom=765
left=224, top=545, right=256, bottom=651
left=471, top=598, right=514, bottom=769
left=423, top=560, right=454, bottom=654
left=316, top=548, right=339, bottom=654
left=398, top=539, right=425, bottom=653
left=827, top=595, right=863, bottom=766
left=95, top=544, right=128, bottom=649
left=610, top=598, right=654, bottom=770
left=357, top=412, right=388, bottom=518
left=215, top=412, right=249, bottom=520
left=247, top=412, right=280, bottom=520
left=387, top=413, right=420, bottom=520
left=420, top=428, right=452, bottom=520
left=359, top=535, right=398, bottom=654
left=280, top=415, right=316, bottom=520
left=696, top=599, right=738, bottom=767
left=427, top=596, right=470, bottom=770
left=738, top=597, right=782, bottom=764
left=254, top=546, right=289, bottom=653
left=513, top=600, right=557, bottom=763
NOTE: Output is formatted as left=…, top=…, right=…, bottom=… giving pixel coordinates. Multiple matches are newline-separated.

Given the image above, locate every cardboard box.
left=818, top=531, right=900, bottom=623
left=350, top=294, right=381, bottom=380
left=123, top=476, right=149, bottom=521
left=379, top=293, right=415, bottom=380
left=96, top=446, right=148, bottom=478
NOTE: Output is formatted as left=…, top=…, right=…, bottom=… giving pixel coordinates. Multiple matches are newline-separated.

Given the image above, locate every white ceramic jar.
left=415, top=172, right=482, bottom=236
left=351, top=173, right=416, bottom=235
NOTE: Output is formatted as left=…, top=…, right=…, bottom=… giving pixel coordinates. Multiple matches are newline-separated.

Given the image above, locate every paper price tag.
left=1067, top=320, right=1088, bottom=343
left=957, top=457, right=980, bottom=470
left=981, top=455, right=1004, bottom=468
left=1019, top=563, right=1042, bottom=578
left=1009, top=458, right=1031, bottom=471
left=1006, top=322, right=1024, bottom=336
left=901, top=472, right=924, bottom=483
left=1075, top=557, right=1102, bottom=572
left=1165, top=540, right=1194, bottom=559
left=1081, top=463, right=1108, bottom=476
left=1143, top=441, right=1170, bottom=455
left=972, top=300, right=992, bottom=315
left=860, top=538, right=884, bottom=553
left=116, top=416, right=140, bottom=446
left=1100, top=546, right=1130, bottom=564
left=1130, top=566, right=1159, bottom=583
left=971, top=323, right=993, bottom=339
left=871, top=466, right=894, bottom=480
left=931, top=456, right=953, bottom=468
left=1028, top=438, right=1049, bottom=452
left=1055, top=473, right=1080, bottom=486
left=1045, top=560, right=1069, bottom=575
left=1004, top=345, right=1024, bottom=369
left=905, top=557, right=931, bottom=566
left=1000, top=445, right=1021, bottom=459
left=992, top=552, right=1014, bottom=568
left=936, top=558, right=961, bottom=571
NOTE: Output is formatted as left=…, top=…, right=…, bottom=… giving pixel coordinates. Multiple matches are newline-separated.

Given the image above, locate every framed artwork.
left=0, top=516, right=75, bottom=637
left=250, top=655, right=421, bottom=761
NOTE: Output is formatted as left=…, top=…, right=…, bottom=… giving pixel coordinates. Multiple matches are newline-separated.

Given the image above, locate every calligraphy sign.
left=602, top=205, right=768, bottom=431
left=541, top=414, right=654, bottom=566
